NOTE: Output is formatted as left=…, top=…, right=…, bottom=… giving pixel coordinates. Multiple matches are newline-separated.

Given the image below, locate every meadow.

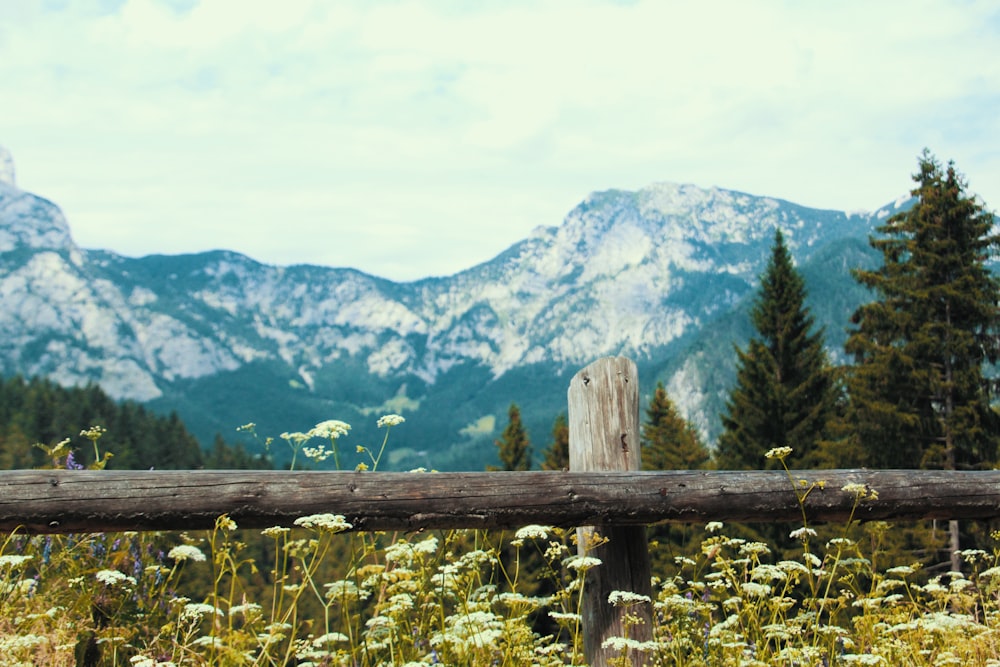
left=2, top=426, right=1000, bottom=666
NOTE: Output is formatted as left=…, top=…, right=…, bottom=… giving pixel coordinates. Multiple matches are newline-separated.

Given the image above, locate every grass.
left=2, top=428, right=1000, bottom=665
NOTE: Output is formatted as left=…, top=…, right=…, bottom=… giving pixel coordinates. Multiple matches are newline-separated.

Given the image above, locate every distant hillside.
left=1, top=145, right=915, bottom=469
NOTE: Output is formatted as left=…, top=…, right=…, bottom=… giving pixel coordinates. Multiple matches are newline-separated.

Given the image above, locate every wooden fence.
left=3, top=357, right=1000, bottom=665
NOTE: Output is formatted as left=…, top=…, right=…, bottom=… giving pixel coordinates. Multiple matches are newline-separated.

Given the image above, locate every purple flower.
left=66, top=451, right=84, bottom=470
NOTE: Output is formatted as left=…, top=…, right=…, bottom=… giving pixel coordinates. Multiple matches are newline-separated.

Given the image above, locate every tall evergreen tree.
left=844, top=150, right=1000, bottom=471
left=540, top=413, right=569, bottom=471
left=491, top=403, right=532, bottom=471
left=716, top=229, right=837, bottom=470
left=641, top=383, right=709, bottom=470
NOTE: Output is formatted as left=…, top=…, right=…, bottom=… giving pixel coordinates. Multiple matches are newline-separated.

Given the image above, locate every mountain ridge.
left=1, top=149, right=906, bottom=469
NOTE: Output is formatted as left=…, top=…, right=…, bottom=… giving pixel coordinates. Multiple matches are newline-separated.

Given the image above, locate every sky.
left=2, top=0, right=999, bottom=282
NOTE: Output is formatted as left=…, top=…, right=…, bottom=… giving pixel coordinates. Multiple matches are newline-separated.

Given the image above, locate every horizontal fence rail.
left=3, top=468, right=1000, bottom=535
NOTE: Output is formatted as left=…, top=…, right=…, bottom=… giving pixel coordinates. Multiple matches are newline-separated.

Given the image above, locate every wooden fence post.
left=569, top=357, right=654, bottom=666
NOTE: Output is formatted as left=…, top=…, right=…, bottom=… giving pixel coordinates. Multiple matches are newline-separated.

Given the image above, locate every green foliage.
left=641, top=382, right=709, bottom=471
left=844, top=150, right=1000, bottom=470
left=716, top=229, right=838, bottom=470
left=0, top=375, right=265, bottom=471
left=491, top=403, right=532, bottom=471
left=540, top=412, right=569, bottom=471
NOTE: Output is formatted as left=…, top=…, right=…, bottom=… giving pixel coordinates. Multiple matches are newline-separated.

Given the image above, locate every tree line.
left=493, top=150, right=999, bottom=565
left=0, top=375, right=267, bottom=470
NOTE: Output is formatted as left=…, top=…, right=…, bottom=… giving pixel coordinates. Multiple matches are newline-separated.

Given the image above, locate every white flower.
left=312, top=632, right=349, bottom=645
left=229, top=603, right=262, bottom=616
left=706, top=521, right=724, bottom=533
left=601, top=636, right=660, bottom=652
left=280, top=431, right=311, bottom=444
left=0, top=554, right=33, bottom=568
left=96, top=569, right=136, bottom=588
left=377, top=414, right=405, bottom=428
left=262, top=526, right=290, bottom=538
left=309, top=420, right=351, bottom=439
left=789, top=527, right=817, bottom=541
left=608, top=590, right=651, bottom=606
left=514, top=525, right=551, bottom=541
left=294, top=513, right=352, bottom=533
left=564, top=555, right=602, bottom=571
left=167, top=545, right=206, bottom=562
left=181, top=603, right=223, bottom=621
left=765, top=446, right=793, bottom=460
left=302, top=444, right=332, bottom=462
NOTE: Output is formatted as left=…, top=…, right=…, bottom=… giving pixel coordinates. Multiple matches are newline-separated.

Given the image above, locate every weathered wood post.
left=568, top=357, right=654, bottom=666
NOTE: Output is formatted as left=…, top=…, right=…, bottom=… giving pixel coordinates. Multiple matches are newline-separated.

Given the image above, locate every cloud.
left=2, top=0, right=999, bottom=280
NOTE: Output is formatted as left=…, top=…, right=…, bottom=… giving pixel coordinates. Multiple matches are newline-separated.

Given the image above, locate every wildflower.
left=215, top=515, right=237, bottom=532
left=262, top=526, right=290, bottom=538
left=548, top=611, right=582, bottom=623
left=280, top=431, right=311, bottom=445
left=789, top=527, right=817, bottom=541
left=0, top=554, right=33, bottom=568
left=95, top=569, right=136, bottom=588
left=229, top=602, right=262, bottom=616
left=312, top=632, right=350, bottom=645
left=167, top=545, right=206, bottom=562
left=514, top=524, right=551, bottom=541
left=739, top=541, right=771, bottom=557
left=601, top=636, right=660, bottom=652
left=706, top=521, right=724, bottom=533
left=765, top=446, right=793, bottom=460
left=309, top=420, right=351, bottom=439
left=564, top=555, right=602, bottom=571
left=413, top=534, right=439, bottom=554
left=181, top=603, right=223, bottom=621
left=842, top=482, right=877, bottom=500
left=80, top=425, right=107, bottom=440
left=608, top=590, right=651, bottom=606
left=294, top=513, right=353, bottom=533
left=741, top=582, right=772, bottom=598
left=302, top=444, right=333, bottom=462
left=377, top=414, right=405, bottom=428
left=236, top=423, right=256, bottom=432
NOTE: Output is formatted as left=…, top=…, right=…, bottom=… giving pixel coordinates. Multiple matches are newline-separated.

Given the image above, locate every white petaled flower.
left=764, top=446, right=793, bottom=460
left=514, top=525, right=551, bottom=541
left=309, top=420, right=351, bottom=439
left=608, top=590, right=651, bottom=607
left=181, top=603, right=223, bottom=621
left=789, top=527, right=818, bottom=541
left=312, top=632, right=350, bottom=645
left=167, top=545, right=206, bottom=562
left=706, top=521, right=724, bottom=533
left=280, top=431, right=311, bottom=445
left=229, top=603, right=262, bottom=616
left=377, top=414, right=405, bottom=428
left=564, top=555, right=602, bottom=571
left=302, top=445, right=332, bottom=462
left=262, top=526, right=290, bottom=538
left=0, top=554, right=33, bottom=568
left=294, top=513, right=353, bottom=533
left=96, top=569, right=136, bottom=588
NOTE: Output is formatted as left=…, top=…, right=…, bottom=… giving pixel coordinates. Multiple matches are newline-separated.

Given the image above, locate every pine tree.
left=491, top=403, right=532, bottom=471
left=716, top=229, right=837, bottom=470
left=844, top=150, right=1000, bottom=471
left=540, top=413, right=569, bottom=471
left=641, top=383, right=709, bottom=470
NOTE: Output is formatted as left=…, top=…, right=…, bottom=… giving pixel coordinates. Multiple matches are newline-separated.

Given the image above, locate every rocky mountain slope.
left=0, top=146, right=904, bottom=469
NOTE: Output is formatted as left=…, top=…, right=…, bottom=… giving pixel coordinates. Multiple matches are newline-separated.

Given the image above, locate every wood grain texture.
left=568, top=357, right=654, bottom=666
left=0, top=469, right=996, bottom=534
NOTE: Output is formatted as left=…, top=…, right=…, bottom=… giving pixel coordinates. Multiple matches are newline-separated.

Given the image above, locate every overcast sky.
left=3, top=1, right=999, bottom=281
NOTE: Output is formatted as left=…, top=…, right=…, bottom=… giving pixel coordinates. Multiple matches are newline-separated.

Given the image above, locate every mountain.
left=0, top=146, right=906, bottom=469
